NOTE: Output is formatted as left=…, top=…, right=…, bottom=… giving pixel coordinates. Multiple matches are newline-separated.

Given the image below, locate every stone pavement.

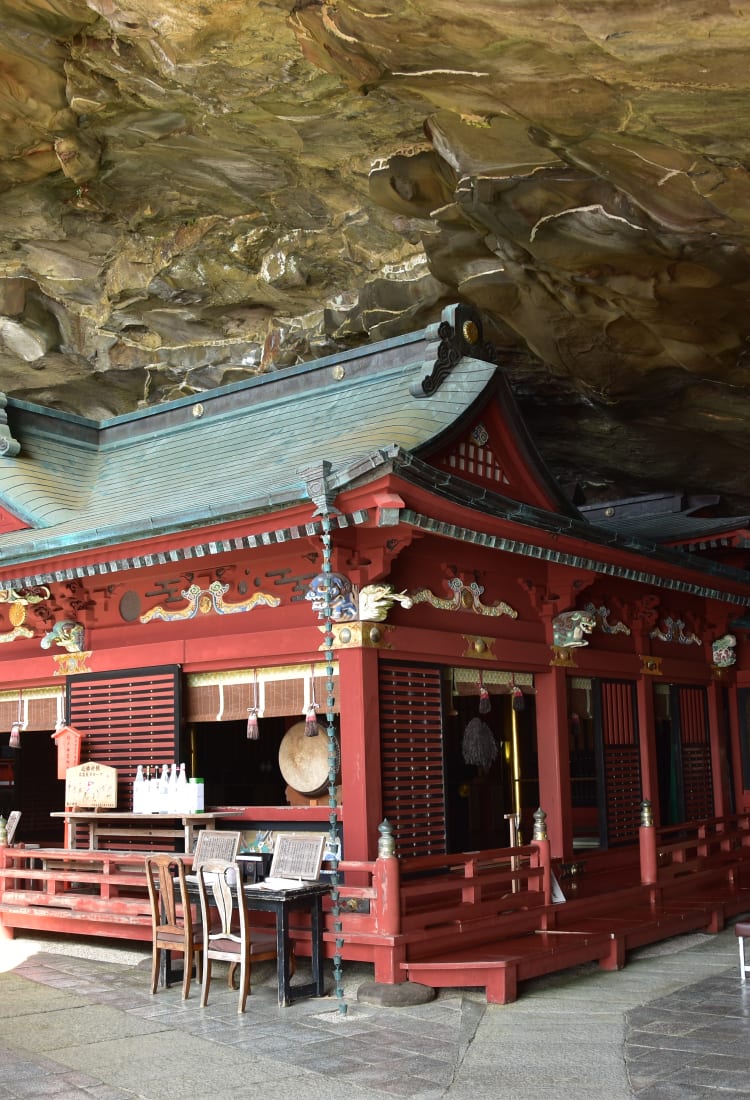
left=0, top=924, right=747, bottom=1099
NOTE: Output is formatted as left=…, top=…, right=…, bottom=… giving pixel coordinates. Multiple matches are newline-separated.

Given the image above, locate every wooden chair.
left=197, top=858, right=278, bottom=1013
left=145, top=854, right=202, bottom=999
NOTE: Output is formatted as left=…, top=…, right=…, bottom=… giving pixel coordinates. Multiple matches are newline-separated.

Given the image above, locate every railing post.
left=374, top=820, right=401, bottom=936
left=639, top=799, right=658, bottom=885
left=532, top=807, right=552, bottom=904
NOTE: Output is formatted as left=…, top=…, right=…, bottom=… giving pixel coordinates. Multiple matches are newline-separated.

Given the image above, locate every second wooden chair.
left=197, top=857, right=278, bottom=1012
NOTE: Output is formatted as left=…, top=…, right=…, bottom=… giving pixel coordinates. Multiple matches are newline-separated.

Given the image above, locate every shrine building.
left=1, top=303, right=750, bottom=1000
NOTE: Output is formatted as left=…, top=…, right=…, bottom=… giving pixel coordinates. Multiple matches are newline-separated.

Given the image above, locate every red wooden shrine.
left=1, top=305, right=750, bottom=1000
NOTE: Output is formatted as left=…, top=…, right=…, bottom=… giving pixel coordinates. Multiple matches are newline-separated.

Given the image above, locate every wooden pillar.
left=336, top=645, right=382, bottom=862
left=707, top=676, right=731, bottom=816
left=534, top=665, right=572, bottom=859
left=726, top=683, right=745, bottom=812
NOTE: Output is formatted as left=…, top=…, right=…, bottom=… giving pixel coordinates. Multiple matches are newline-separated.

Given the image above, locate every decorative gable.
left=433, top=422, right=509, bottom=488
left=425, top=388, right=577, bottom=514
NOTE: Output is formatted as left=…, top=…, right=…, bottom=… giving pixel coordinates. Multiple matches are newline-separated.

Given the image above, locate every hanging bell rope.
left=246, top=670, right=259, bottom=739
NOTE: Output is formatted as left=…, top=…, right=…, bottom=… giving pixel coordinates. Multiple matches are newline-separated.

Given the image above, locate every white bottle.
left=167, top=763, right=177, bottom=812
left=133, top=765, right=144, bottom=814
left=149, top=767, right=159, bottom=813
left=159, top=765, right=169, bottom=813
left=177, top=762, right=188, bottom=814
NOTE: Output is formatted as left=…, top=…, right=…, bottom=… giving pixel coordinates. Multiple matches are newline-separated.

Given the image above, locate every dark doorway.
left=14, top=728, right=65, bottom=845
left=444, top=693, right=537, bottom=851
left=654, top=684, right=713, bottom=826
left=191, top=717, right=295, bottom=808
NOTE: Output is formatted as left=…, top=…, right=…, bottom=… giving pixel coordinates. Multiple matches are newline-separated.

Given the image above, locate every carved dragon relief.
left=583, top=602, right=631, bottom=636
left=649, top=616, right=701, bottom=646
left=409, top=577, right=517, bottom=618
left=140, top=580, right=280, bottom=623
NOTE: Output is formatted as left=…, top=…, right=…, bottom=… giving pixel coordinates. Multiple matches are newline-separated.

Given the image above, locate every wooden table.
left=50, top=810, right=237, bottom=852
left=181, top=879, right=329, bottom=1007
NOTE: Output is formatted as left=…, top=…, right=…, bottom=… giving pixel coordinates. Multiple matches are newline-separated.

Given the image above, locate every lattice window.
left=436, top=439, right=509, bottom=486
left=602, top=746, right=642, bottom=844
left=379, top=662, right=446, bottom=858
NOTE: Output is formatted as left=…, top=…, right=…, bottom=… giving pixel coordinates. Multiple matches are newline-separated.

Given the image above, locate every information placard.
left=64, top=762, right=117, bottom=808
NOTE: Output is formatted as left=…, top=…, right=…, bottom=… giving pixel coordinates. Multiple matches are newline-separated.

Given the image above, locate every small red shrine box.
left=52, top=724, right=83, bottom=780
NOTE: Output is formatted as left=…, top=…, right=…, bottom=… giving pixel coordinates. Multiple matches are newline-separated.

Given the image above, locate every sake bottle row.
left=132, top=762, right=204, bottom=814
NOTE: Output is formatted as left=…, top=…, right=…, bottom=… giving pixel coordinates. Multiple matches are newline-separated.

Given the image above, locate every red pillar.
left=726, top=683, right=745, bottom=812
left=336, top=645, right=383, bottom=861
left=534, top=665, right=572, bottom=859
left=706, top=676, right=732, bottom=816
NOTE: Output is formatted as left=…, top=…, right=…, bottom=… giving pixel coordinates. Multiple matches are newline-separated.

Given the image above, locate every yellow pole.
left=511, top=707, right=522, bottom=842
left=189, top=725, right=197, bottom=778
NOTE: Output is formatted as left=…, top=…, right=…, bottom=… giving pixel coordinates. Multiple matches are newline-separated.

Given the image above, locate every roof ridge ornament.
left=0, top=393, right=20, bottom=457
left=409, top=303, right=499, bottom=398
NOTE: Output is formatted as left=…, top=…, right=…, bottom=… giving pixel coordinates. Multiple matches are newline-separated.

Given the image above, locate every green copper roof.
left=0, top=305, right=503, bottom=576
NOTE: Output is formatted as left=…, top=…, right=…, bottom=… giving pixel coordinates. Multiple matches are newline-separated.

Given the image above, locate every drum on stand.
left=278, top=720, right=340, bottom=798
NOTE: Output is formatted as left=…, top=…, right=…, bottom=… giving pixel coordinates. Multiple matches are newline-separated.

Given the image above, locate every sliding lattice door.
left=677, top=685, right=713, bottom=821
left=379, top=662, right=447, bottom=858
left=596, top=679, right=642, bottom=847
left=67, top=666, right=181, bottom=818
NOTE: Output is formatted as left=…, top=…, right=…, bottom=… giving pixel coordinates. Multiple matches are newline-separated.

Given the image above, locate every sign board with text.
left=52, top=724, right=83, bottom=780
left=64, top=761, right=117, bottom=809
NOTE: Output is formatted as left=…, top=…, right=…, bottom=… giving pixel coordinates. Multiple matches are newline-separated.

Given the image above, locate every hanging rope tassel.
left=478, top=671, right=491, bottom=714
left=9, top=690, right=22, bottom=749
left=246, top=708, right=259, bottom=740
left=305, top=703, right=319, bottom=737
left=246, top=670, right=260, bottom=739
left=511, top=678, right=525, bottom=711
left=305, top=663, right=319, bottom=736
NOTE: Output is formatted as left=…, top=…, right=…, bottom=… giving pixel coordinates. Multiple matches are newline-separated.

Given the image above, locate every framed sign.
left=64, top=762, right=117, bottom=808
left=6, top=810, right=20, bottom=844
left=269, top=832, right=326, bottom=882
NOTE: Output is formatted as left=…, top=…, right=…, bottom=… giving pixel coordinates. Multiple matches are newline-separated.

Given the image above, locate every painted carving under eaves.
left=306, top=573, right=413, bottom=622
left=140, top=580, right=280, bottom=623
left=712, top=634, right=737, bottom=667
left=552, top=610, right=596, bottom=648
left=409, top=578, right=517, bottom=618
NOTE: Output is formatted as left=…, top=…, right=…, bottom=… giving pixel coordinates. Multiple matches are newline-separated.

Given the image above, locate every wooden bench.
left=0, top=846, right=167, bottom=941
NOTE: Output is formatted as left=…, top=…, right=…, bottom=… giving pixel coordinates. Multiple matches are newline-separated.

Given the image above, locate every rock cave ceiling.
left=2, top=0, right=750, bottom=516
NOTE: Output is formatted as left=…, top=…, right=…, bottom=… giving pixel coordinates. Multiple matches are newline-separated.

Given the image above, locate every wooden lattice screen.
left=599, top=679, right=642, bottom=846
left=678, top=685, right=714, bottom=821
left=67, top=665, right=181, bottom=817
left=379, top=661, right=447, bottom=858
